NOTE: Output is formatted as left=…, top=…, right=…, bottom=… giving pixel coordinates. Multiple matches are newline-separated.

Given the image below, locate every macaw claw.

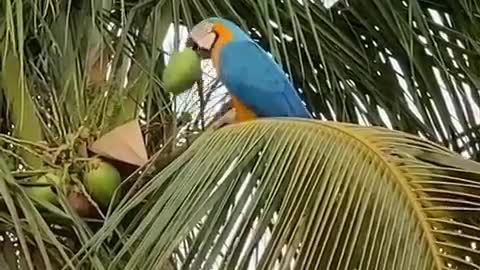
left=210, top=109, right=237, bottom=130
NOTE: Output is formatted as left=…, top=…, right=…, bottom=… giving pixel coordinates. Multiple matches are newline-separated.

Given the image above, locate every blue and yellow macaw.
left=186, top=17, right=311, bottom=126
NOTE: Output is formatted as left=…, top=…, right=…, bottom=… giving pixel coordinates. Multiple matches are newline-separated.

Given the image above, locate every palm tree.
left=0, top=0, right=479, bottom=269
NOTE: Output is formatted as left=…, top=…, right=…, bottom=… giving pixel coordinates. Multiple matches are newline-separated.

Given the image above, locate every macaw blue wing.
left=218, top=40, right=311, bottom=118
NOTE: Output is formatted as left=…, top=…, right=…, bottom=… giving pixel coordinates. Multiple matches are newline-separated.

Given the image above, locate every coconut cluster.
left=27, top=158, right=121, bottom=217
left=24, top=47, right=202, bottom=217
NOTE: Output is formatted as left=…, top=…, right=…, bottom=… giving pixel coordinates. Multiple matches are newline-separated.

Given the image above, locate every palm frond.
left=79, top=119, right=480, bottom=269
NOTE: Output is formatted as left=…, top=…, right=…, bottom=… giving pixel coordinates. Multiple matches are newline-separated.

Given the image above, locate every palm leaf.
left=1, top=43, right=43, bottom=169
left=78, top=119, right=480, bottom=269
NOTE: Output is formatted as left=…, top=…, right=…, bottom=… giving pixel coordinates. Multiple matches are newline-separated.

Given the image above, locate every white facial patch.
left=190, top=22, right=216, bottom=50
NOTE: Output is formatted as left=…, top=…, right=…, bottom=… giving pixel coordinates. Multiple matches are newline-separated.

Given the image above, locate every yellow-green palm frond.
left=80, top=119, right=480, bottom=270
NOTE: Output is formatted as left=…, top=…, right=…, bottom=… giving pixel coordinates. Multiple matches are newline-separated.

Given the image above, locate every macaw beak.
left=186, top=37, right=210, bottom=59
left=186, top=23, right=217, bottom=59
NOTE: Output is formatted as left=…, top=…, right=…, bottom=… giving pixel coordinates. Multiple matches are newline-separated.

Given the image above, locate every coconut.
left=28, top=172, right=62, bottom=204
left=84, top=158, right=121, bottom=207
left=162, top=48, right=202, bottom=95
left=68, top=191, right=96, bottom=217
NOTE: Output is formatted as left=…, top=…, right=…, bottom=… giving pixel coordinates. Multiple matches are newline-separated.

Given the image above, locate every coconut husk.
left=89, top=120, right=148, bottom=167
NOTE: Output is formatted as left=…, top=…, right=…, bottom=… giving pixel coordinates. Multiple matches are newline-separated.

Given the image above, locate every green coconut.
left=162, top=48, right=202, bottom=95
left=28, top=172, right=62, bottom=204
left=84, top=158, right=121, bottom=207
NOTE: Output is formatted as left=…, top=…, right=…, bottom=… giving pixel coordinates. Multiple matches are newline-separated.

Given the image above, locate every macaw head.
left=186, top=17, right=250, bottom=58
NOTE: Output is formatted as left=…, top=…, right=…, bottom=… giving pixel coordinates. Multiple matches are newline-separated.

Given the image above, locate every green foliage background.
left=0, top=0, right=479, bottom=269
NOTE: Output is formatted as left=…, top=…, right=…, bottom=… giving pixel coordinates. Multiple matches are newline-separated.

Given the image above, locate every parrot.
left=186, top=17, right=312, bottom=127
